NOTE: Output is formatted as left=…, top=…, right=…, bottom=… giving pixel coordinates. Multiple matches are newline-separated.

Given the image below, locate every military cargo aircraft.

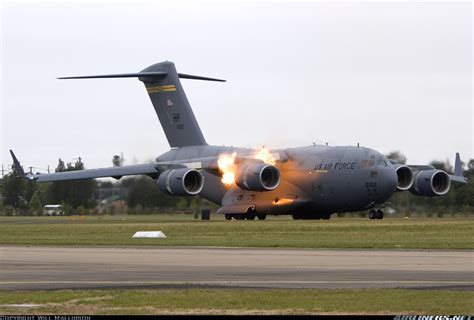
left=10, top=61, right=467, bottom=220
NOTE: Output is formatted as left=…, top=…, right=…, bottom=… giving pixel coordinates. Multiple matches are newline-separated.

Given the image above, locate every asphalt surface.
left=0, top=246, right=472, bottom=290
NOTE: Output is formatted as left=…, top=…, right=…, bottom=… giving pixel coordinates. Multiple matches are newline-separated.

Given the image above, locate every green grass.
left=0, top=288, right=473, bottom=315
left=0, top=215, right=473, bottom=249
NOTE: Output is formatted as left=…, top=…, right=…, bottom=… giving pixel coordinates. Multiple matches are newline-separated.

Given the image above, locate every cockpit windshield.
left=360, top=156, right=390, bottom=168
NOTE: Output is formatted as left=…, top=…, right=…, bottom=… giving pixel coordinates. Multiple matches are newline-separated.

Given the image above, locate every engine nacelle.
left=235, top=163, right=280, bottom=192
left=158, top=168, right=204, bottom=196
left=409, top=169, right=451, bottom=196
left=394, top=164, right=414, bottom=191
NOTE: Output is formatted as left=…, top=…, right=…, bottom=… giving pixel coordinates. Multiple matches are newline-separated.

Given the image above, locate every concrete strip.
left=1, top=246, right=472, bottom=290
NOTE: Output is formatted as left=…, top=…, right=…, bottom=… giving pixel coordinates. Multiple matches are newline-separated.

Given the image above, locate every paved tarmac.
left=0, top=246, right=472, bottom=290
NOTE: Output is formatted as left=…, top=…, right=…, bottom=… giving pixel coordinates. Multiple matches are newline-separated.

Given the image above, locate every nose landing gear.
left=368, top=209, right=384, bottom=220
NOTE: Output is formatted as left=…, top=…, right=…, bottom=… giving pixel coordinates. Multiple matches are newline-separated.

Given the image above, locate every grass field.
left=0, top=215, right=473, bottom=249
left=1, top=288, right=473, bottom=315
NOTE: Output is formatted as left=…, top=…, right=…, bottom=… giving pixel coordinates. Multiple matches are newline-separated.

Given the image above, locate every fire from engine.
left=217, top=152, right=237, bottom=185
left=254, top=147, right=276, bottom=165
left=217, top=148, right=277, bottom=185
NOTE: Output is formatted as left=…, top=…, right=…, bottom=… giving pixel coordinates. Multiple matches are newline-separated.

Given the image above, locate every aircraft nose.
left=378, top=167, right=398, bottom=201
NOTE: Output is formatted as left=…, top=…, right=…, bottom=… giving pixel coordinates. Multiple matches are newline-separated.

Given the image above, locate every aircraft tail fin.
left=138, top=61, right=219, bottom=148
left=58, top=61, right=225, bottom=148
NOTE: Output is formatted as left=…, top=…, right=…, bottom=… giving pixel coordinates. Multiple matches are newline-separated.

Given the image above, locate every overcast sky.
left=1, top=0, right=472, bottom=174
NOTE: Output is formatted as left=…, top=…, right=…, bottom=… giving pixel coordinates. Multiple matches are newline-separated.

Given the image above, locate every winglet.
left=9, top=150, right=26, bottom=177
left=449, top=152, right=467, bottom=183
left=454, top=152, right=463, bottom=177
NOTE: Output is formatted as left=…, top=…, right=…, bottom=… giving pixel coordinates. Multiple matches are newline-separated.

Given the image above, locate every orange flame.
left=217, top=148, right=277, bottom=186
left=255, top=147, right=276, bottom=165
left=217, top=152, right=237, bottom=185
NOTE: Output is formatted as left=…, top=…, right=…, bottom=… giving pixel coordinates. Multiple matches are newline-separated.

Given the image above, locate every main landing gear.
left=225, top=208, right=267, bottom=221
left=368, top=209, right=384, bottom=220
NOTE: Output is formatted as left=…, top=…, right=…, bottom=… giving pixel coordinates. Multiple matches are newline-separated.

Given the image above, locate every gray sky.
left=1, top=0, right=472, bottom=173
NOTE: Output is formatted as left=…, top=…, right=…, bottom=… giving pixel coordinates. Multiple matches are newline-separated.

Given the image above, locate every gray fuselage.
left=157, top=144, right=398, bottom=215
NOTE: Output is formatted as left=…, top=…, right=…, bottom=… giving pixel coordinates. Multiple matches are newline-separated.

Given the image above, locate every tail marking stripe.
left=147, top=85, right=177, bottom=93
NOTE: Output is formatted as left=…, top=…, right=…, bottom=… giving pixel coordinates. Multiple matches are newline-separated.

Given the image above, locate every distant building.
left=97, top=195, right=125, bottom=214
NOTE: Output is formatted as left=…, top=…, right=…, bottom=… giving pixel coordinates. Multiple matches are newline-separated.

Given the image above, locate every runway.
left=0, top=246, right=472, bottom=290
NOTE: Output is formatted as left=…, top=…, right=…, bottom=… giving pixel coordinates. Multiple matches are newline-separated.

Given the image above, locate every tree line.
left=0, top=156, right=215, bottom=215
left=0, top=152, right=472, bottom=216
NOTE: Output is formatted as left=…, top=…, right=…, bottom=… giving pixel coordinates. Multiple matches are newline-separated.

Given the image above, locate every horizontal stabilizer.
left=58, top=72, right=167, bottom=80
left=58, top=72, right=225, bottom=82
left=177, top=73, right=226, bottom=82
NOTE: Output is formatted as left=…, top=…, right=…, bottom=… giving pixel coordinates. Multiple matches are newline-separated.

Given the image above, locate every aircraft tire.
left=376, top=209, right=384, bottom=220
left=225, top=214, right=232, bottom=220
left=235, top=214, right=245, bottom=220
left=246, top=208, right=256, bottom=220
left=368, top=209, right=376, bottom=219
left=257, top=214, right=267, bottom=220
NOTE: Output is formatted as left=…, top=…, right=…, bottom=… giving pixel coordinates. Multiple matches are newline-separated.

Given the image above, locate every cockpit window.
left=360, top=159, right=375, bottom=168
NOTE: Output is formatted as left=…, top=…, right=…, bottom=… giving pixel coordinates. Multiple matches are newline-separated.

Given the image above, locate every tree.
left=468, top=159, right=474, bottom=171
left=2, top=173, right=26, bottom=209
left=112, top=154, right=124, bottom=167
left=47, top=157, right=97, bottom=209
left=55, top=158, right=65, bottom=172
left=29, top=191, right=43, bottom=215
left=124, top=176, right=181, bottom=210
left=455, top=159, right=474, bottom=208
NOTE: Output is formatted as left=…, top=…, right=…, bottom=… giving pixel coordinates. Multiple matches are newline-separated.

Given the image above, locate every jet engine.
left=409, top=169, right=451, bottom=196
left=394, top=164, right=414, bottom=191
left=158, top=168, right=204, bottom=196
left=235, top=163, right=280, bottom=192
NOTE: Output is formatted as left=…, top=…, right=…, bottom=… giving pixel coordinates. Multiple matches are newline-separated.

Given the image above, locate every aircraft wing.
left=406, top=153, right=467, bottom=184
left=9, top=149, right=276, bottom=183
left=9, top=150, right=191, bottom=182
left=26, top=164, right=162, bottom=182
left=407, top=165, right=435, bottom=171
